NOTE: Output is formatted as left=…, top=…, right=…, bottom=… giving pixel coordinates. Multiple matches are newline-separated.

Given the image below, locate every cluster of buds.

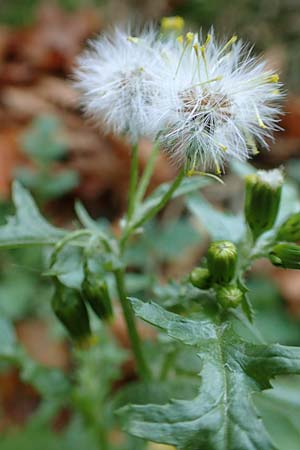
left=51, top=271, right=113, bottom=343
left=190, top=240, right=243, bottom=309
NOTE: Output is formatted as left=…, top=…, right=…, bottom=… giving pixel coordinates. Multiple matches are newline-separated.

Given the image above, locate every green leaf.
left=114, top=379, right=199, bottom=410
left=254, top=376, right=300, bottom=450
left=125, top=219, right=201, bottom=267
left=15, top=169, right=79, bottom=201
left=119, top=299, right=300, bottom=450
left=75, top=201, right=100, bottom=231
left=0, top=182, right=65, bottom=248
left=187, top=194, right=245, bottom=243
left=22, top=115, right=67, bottom=164
left=0, top=317, right=17, bottom=358
left=49, top=245, right=84, bottom=289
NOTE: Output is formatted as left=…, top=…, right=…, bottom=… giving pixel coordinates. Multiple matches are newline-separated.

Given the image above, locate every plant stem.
left=50, top=229, right=92, bottom=266
left=135, top=143, right=160, bottom=205
left=135, top=169, right=185, bottom=229
left=114, top=268, right=151, bottom=380
left=126, top=143, right=139, bottom=222
left=160, top=350, right=176, bottom=380
left=95, top=421, right=109, bottom=450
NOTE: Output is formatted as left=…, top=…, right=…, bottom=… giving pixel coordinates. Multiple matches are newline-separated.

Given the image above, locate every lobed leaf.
left=119, top=299, right=300, bottom=450
left=0, top=182, right=65, bottom=248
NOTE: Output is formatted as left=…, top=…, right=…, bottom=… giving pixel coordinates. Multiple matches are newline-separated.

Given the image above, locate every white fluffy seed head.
left=74, top=26, right=167, bottom=142
left=153, top=30, right=283, bottom=173
left=74, top=25, right=283, bottom=173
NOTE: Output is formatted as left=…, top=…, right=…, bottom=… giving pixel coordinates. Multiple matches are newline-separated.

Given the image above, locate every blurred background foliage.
left=0, top=1, right=300, bottom=449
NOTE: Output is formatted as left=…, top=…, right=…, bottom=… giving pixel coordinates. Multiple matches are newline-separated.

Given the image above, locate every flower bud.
left=244, top=169, right=283, bottom=240
left=82, top=278, right=113, bottom=320
left=207, top=241, right=237, bottom=285
left=269, top=242, right=300, bottom=269
left=161, top=16, right=185, bottom=33
left=216, top=285, right=243, bottom=309
left=190, top=268, right=211, bottom=289
left=277, top=213, right=300, bottom=242
left=51, top=284, right=91, bottom=341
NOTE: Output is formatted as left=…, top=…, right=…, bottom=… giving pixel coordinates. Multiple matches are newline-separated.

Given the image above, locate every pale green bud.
left=190, top=267, right=211, bottom=289
left=244, top=169, right=283, bottom=240
left=216, top=285, right=243, bottom=309
left=207, top=240, right=237, bottom=285
left=269, top=242, right=300, bottom=269
left=277, top=213, right=300, bottom=242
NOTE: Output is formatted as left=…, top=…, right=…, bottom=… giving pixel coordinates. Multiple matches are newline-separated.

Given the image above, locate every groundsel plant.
left=2, top=17, right=300, bottom=450
left=75, top=20, right=282, bottom=174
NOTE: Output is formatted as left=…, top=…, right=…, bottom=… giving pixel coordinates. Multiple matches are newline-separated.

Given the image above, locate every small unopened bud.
left=216, top=285, right=243, bottom=309
left=207, top=241, right=237, bottom=285
left=244, top=169, right=283, bottom=240
left=161, top=16, right=185, bottom=33
left=269, top=242, right=300, bottom=269
left=190, top=268, right=211, bottom=289
left=51, top=284, right=91, bottom=342
left=82, top=278, right=113, bottom=320
left=277, top=213, right=300, bottom=242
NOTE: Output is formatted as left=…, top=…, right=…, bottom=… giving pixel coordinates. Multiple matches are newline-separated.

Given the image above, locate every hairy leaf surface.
left=119, top=299, right=300, bottom=450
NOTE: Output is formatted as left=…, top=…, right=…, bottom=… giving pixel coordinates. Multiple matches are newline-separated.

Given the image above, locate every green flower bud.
left=216, top=285, right=243, bottom=309
left=82, top=278, right=113, bottom=320
left=269, top=242, right=300, bottom=269
left=207, top=240, right=237, bottom=285
left=51, top=284, right=91, bottom=341
left=277, top=213, right=300, bottom=242
left=244, top=169, right=283, bottom=240
left=190, top=268, right=211, bottom=289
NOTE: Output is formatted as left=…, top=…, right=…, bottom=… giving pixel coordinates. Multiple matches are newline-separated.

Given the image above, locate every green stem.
left=135, top=169, right=185, bottom=229
left=83, top=407, right=109, bottom=450
left=95, top=421, right=109, bottom=450
left=126, top=143, right=139, bottom=222
left=135, top=143, right=160, bottom=205
left=120, top=169, right=185, bottom=251
left=50, top=229, right=92, bottom=267
left=114, top=269, right=151, bottom=380
left=159, top=350, right=176, bottom=380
